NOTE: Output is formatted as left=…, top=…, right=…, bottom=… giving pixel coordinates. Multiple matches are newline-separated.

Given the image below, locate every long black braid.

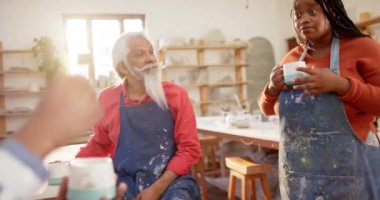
left=314, top=0, right=368, bottom=38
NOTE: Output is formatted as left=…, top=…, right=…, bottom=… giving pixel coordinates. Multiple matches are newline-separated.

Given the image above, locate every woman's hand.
left=267, top=64, right=288, bottom=96
left=292, top=67, right=349, bottom=96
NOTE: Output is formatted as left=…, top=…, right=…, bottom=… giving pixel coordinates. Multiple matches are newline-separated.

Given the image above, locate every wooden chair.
left=225, top=156, right=272, bottom=200
left=199, top=134, right=221, bottom=175
left=192, top=155, right=208, bottom=200
left=192, top=134, right=222, bottom=200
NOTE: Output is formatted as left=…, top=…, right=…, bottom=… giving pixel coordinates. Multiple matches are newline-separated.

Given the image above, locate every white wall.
left=0, top=0, right=283, bottom=60
left=0, top=0, right=282, bottom=130
left=0, top=0, right=379, bottom=130
left=0, top=0, right=379, bottom=63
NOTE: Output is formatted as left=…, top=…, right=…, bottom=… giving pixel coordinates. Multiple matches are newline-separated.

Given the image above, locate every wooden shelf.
left=203, top=63, right=248, bottom=68
left=161, top=44, right=247, bottom=51
left=199, top=99, right=249, bottom=106
left=0, top=49, right=32, bottom=54
left=0, top=41, right=44, bottom=134
left=0, top=70, right=44, bottom=75
left=0, top=135, right=8, bottom=141
left=0, top=131, right=14, bottom=138
left=0, top=131, right=92, bottom=143
left=167, top=81, right=251, bottom=89
left=0, top=90, right=44, bottom=96
left=0, top=112, right=33, bottom=117
left=159, top=40, right=248, bottom=115
left=356, top=16, right=380, bottom=29
left=176, top=84, right=198, bottom=89
left=163, top=63, right=249, bottom=69
left=196, top=81, right=251, bottom=88
left=164, top=64, right=205, bottom=69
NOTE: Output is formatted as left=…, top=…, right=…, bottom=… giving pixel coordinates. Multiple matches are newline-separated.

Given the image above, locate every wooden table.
left=196, top=115, right=280, bottom=150
left=196, top=115, right=280, bottom=198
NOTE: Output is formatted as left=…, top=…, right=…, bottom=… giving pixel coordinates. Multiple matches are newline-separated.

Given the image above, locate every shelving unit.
left=0, top=112, right=33, bottom=117
left=356, top=14, right=380, bottom=35
left=159, top=40, right=250, bottom=115
left=0, top=70, right=44, bottom=75
left=0, top=41, right=45, bottom=138
left=0, top=90, right=44, bottom=96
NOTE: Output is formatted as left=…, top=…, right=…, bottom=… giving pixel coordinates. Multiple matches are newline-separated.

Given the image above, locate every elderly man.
left=76, top=32, right=201, bottom=200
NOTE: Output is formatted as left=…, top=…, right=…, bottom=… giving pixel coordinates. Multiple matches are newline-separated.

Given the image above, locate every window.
left=64, top=14, right=145, bottom=86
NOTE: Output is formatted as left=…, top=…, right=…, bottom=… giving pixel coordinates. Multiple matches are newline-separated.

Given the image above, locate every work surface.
left=196, top=115, right=281, bottom=198
left=196, top=115, right=280, bottom=149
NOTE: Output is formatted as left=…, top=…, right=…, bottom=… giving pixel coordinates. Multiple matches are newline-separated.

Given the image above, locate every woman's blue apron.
left=279, top=38, right=380, bottom=200
left=113, top=94, right=201, bottom=200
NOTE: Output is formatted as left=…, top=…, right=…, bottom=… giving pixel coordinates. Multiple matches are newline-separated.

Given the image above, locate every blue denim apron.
left=113, top=94, right=201, bottom=200
left=279, top=38, right=380, bottom=200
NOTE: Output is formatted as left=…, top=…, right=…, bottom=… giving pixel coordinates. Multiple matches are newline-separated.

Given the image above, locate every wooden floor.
left=204, top=176, right=243, bottom=200
left=206, top=183, right=230, bottom=200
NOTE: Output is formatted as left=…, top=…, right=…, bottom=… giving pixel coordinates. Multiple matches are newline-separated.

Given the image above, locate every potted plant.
left=32, top=37, right=65, bottom=83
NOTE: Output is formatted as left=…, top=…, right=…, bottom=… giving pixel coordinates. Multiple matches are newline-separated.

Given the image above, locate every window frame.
left=63, top=13, right=145, bottom=85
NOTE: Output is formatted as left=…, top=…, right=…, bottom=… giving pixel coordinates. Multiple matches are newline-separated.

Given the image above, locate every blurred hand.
left=57, top=177, right=128, bottom=200
left=292, top=66, right=349, bottom=96
left=12, top=75, right=102, bottom=159
left=267, top=64, right=289, bottom=96
left=38, top=75, right=102, bottom=143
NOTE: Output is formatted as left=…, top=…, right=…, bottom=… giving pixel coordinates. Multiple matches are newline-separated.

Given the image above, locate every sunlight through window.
left=66, top=19, right=88, bottom=79
left=64, top=14, right=144, bottom=88
left=123, top=19, right=144, bottom=32
left=92, top=20, right=120, bottom=79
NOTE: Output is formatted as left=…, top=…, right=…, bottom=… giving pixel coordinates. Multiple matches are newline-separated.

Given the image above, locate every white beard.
left=141, top=65, right=168, bottom=110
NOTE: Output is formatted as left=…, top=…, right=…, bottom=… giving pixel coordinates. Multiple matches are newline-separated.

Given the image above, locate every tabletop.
left=196, top=115, right=280, bottom=149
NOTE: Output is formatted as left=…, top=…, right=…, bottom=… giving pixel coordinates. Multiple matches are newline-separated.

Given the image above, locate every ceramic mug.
left=67, top=157, right=116, bottom=200
left=283, top=61, right=307, bottom=85
left=48, top=161, right=69, bottom=185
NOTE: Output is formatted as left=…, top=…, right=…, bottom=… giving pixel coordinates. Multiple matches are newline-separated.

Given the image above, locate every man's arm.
left=136, top=170, right=178, bottom=200
left=165, top=88, right=201, bottom=175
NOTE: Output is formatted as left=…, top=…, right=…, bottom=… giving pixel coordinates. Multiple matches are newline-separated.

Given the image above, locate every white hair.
left=111, top=32, right=168, bottom=110
left=112, top=32, right=151, bottom=78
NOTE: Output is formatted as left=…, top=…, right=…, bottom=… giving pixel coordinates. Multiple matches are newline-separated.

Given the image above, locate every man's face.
left=121, top=36, right=168, bottom=109
left=126, top=37, right=157, bottom=70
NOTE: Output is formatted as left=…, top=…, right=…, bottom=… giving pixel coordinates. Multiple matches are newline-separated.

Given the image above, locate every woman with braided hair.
left=258, top=0, right=380, bottom=199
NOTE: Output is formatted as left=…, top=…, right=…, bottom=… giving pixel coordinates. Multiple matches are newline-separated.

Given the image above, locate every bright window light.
left=66, top=19, right=89, bottom=78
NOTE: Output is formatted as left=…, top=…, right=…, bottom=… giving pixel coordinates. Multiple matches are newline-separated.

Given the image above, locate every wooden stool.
left=199, top=134, right=221, bottom=175
left=226, top=157, right=272, bottom=200
left=192, top=156, right=208, bottom=200
left=192, top=134, right=221, bottom=200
